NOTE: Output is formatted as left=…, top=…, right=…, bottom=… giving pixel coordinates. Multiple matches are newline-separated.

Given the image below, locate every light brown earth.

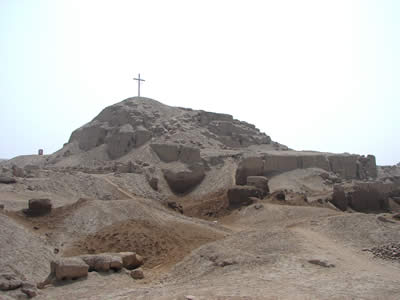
left=1, top=170, right=400, bottom=300
left=1, top=97, right=400, bottom=299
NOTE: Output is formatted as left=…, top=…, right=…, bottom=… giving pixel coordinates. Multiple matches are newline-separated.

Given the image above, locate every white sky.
left=0, top=0, right=399, bottom=165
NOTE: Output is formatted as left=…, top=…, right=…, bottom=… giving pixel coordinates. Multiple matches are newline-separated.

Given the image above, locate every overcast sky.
left=1, top=0, right=399, bottom=165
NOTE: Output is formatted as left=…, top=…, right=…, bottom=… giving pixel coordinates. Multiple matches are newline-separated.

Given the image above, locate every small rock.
left=114, top=252, right=144, bottom=270
left=377, top=216, right=396, bottom=224
left=130, top=268, right=144, bottom=279
left=0, top=176, right=17, bottom=184
left=0, top=204, right=4, bottom=210
left=308, top=259, right=335, bottom=268
left=254, top=204, right=264, bottom=210
left=0, top=273, right=23, bottom=291
left=21, top=281, right=38, bottom=298
left=33, top=226, right=39, bottom=230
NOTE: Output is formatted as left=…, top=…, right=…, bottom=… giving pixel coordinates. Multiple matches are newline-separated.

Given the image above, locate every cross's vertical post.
left=133, top=73, right=145, bottom=97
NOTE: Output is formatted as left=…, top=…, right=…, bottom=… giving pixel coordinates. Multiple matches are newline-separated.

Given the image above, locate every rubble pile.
left=365, top=243, right=400, bottom=261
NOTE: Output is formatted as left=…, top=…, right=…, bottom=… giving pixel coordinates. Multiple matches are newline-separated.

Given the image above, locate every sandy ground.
left=1, top=169, right=400, bottom=300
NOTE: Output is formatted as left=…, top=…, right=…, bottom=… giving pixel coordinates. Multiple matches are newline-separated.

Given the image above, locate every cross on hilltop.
left=133, top=74, right=145, bottom=97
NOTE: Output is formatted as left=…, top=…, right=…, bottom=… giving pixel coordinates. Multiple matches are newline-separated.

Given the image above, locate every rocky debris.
left=393, top=213, right=400, bottom=220
left=331, top=185, right=347, bottom=211
left=227, top=185, right=263, bottom=207
left=167, top=201, right=183, bottom=214
left=364, top=243, right=400, bottom=261
left=0, top=273, right=23, bottom=291
left=39, top=252, right=143, bottom=287
left=0, top=204, right=4, bottom=210
left=163, top=165, right=205, bottom=194
left=50, top=257, right=89, bottom=281
left=197, top=110, right=270, bottom=147
left=246, top=176, right=269, bottom=196
left=79, top=254, right=123, bottom=272
left=308, top=259, right=335, bottom=268
left=151, top=143, right=201, bottom=164
left=0, top=176, right=17, bottom=184
left=21, top=281, right=38, bottom=298
left=114, top=252, right=144, bottom=270
left=24, top=198, right=52, bottom=216
left=130, top=268, right=144, bottom=279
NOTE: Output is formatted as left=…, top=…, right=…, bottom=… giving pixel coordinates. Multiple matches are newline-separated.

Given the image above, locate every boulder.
left=246, top=176, right=269, bottom=196
left=21, top=281, right=38, bottom=298
left=331, top=185, right=347, bottom=211
left=235, top=157, right=264, bottom=185
left=151, top=143, right=179, bottom=162
left=79, top=254, right=123, bottom=272
left=50, top=258, right=89, bottom=281
left=0, top=176, right=16, bottom=184
left=227, top=185, right=263, bottom=207
left=25, top=198, right=52, bottom=216
left=163, top=165, right=205, bottom=194
left=0, top=273, right=22, bottom=291
left=130, top=268, right=144, bottom=279
left=113, top=252, right=143, bottom=270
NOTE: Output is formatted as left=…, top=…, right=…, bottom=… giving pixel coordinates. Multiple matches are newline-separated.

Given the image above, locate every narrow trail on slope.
left=95, top=175, right=135, bottom=199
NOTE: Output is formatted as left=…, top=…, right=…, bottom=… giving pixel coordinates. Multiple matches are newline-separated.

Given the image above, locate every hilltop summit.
left=66, top=97, right=276, bottom=159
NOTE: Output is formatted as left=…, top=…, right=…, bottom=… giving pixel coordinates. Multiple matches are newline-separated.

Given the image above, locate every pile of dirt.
left=64, top=218, right=225, bottom=268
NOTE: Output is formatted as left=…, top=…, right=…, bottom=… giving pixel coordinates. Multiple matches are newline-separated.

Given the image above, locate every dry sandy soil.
left=1, top=171, right=400, bottom=300
left=1, top=97, right=400, bottom=299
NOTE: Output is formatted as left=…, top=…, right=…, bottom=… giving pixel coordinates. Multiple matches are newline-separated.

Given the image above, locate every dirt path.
left=290, top=225, right=400, bottom=278
left=94, top=175, right=135, bottom=199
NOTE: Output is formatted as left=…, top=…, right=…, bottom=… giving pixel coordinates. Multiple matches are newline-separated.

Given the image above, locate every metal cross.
left=133, top=73, right=145, bottom=97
